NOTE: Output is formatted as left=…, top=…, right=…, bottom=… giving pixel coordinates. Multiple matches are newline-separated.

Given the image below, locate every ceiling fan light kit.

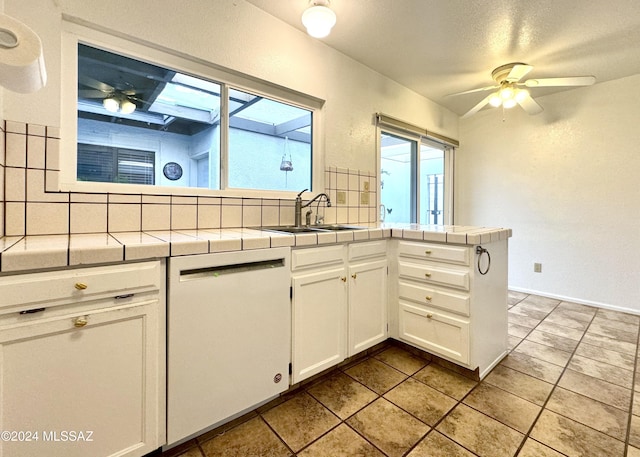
left=102, top=94, right=136, bottom=114
left=301, top=0, right=336, bottom=38
left=454, top=62, right=596, bottom=119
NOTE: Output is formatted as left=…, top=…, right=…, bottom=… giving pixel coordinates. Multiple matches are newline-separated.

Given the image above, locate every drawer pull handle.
left=426, top=313, right=433, bottom=319
left=340, top=277, right=347, bottom=282
left=425, top=272, right=432, bottom=278
left=425, top=295, right=432, bottom=301
left=74, top=282, right=88, bottom=290
left=351, top=273, right=357, bottom=279
left=425, top=250, right=432, bottom=255
left=73, top=317, right=88, bottom=328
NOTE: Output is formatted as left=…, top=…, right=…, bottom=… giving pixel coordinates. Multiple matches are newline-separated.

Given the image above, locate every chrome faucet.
left=295, top=189, right=332, bottom=227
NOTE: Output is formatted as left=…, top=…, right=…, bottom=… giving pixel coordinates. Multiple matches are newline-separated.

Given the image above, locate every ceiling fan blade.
left=79, top=75, right=114, bottom=93
left=79, top=89, right=108, bottom=98
left=507, top=64, right=533, bottom=82
left=447, top=84, right=499, bottom=96
left=524, top=76, right=596, bottom=87
left=461, top=94, right=494, bottom=119
left=517, top=95, right=544, bottom=115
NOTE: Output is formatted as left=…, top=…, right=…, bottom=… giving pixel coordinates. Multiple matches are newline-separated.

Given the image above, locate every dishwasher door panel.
left=167, top=247, right=291, bottom=445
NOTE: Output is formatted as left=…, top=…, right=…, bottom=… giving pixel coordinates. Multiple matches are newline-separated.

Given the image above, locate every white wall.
left=457, top=75, right=640, bottom=312
left=2, top=0, right=459, bottom=174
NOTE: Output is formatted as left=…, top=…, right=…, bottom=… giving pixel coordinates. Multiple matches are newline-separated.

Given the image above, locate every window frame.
left=60, top=21, right=325, bottom=199
left=377, top=125, right=455, bottom=225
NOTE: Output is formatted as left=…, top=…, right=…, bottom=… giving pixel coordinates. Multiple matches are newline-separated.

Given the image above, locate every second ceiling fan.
left=453, top=63, right=596, bottom=119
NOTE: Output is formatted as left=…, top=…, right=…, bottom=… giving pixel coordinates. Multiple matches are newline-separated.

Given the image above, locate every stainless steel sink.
left=259, top=224, right=367, bottom=234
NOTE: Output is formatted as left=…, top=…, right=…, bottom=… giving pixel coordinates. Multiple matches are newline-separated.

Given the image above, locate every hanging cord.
left=475, top=245, right=491, bottom=275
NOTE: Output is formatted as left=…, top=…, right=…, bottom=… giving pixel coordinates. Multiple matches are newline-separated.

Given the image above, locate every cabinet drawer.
left=348, top=240, right=386, bottom=261
left=399, top=281, right=470, bottom=316
left=0, top=261, right=162, bottom=311
left=398, top=241, right=470, bottom=266
left=398, top=261, right=469, bottom=291
left=399, top=302, right=469, bottom=364
left=291, top=245, right=345, bottom=271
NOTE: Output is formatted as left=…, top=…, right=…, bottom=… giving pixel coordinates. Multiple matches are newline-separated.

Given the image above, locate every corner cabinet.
left=392, top=239, right=508, bottom=379
left=291, top=240, right=388, bottom=384
left=0, top=261, right=165, bottom=457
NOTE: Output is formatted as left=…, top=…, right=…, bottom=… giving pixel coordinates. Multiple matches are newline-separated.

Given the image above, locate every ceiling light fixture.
left=487, top=82, right=528, bottom=109
left=102, top=95, right=136, bottom=114
left=301, top=0, right=336, bottom=38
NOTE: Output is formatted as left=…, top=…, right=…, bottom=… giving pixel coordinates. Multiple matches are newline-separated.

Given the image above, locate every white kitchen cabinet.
left=394, top=239, right=508, bottom=379
left=0, top=261, right=164, bottom=457
left=291, top=241, right=387, bottom=384
left=348, top=241, right=388, bottom=356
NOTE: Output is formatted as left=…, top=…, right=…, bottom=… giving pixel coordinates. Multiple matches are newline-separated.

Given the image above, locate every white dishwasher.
left=166, top=247, right=291, bottom=445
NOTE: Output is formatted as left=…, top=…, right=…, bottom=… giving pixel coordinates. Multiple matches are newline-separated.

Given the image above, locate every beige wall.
left=457, top=75, right=640, bottom=311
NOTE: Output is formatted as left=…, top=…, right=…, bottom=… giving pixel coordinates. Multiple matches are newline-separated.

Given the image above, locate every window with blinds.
left=77, top=144, right=155, bottom=185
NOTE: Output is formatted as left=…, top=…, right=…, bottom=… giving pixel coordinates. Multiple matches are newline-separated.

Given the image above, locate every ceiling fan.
left=452, top=63, right=596, bottom=119
left=79, top=75, right=142, bottom=115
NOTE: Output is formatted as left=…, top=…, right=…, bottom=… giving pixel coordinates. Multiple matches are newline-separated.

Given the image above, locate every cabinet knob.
left=426, top=313, right=433, bottom=319
left=351, top=273, right=357, bottom=279
left=74, top=282, right=88, bottom=290
left=425, top=295, right=432, bottom=301
left=73, top=316, right=88, bottom=328
left=425, top=250, right=432, bottom=255
left=340, top=277, right=347, bottom=282
left=424, top=272, right=432, bottom=278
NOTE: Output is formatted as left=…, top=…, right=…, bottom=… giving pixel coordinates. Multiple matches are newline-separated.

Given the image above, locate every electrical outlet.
left=534, top=263, right=542, bottom=273
left=363, top=181, right=370, bottom=192
left=360, top=192, right=370, bottom=205
left=336, top=191, right=346, bottom=204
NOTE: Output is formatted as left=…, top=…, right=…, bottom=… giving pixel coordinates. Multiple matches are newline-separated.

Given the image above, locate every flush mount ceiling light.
left=301, top=0, right=336, bottom=38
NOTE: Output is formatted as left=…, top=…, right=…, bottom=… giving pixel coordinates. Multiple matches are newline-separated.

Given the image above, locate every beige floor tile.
left=591, top=315, right=639, bottom=333
left=297, top=423, right=384, bottom=457
left=629, top=415, right=640, bottom=448
left=508, top=290, right=528, bottom=306
left=508, top=322, right=533, bottom=338
left=436, top=404, right=524, bottom=457
left=534, top=319, right=586, bottom=341
left=525, top=329, right=580, bottom=352
left=412, top=364, right=477, bottom=400
left=373, top=346, right=428, bottom=375
left=384, top=377, right=457, bottom=426
left=407, top=431, right=476, bottom=457
left=555, top=301, right=597, bottom=317
left=531, top=410, right=625, bottom=457
left=508, top=335, right=522, bottom=350
left=307, top=372, right=377, bottom=420
left=581, top=332, right=637, bottom=355
left=574, top=341, right=636, bottom=370
left=499, top=351, right=564, bottom=384
left=542, top=313, right=590, bottom=331
left=597, top=308, right=640, bottom=325
left=546, top=387, right=629, bottom=440
left=200, top=417, right=290, bottom=457
left=484, top=365, right=554, bottom=406
left=558, top=369, right=632, bottom=411
left=463, top=382, right=541, bottom=433
left=517, top=438, right=566, bottom=457
left=344, top=358, right=407, bottom=394
left=175, top=447, right=204, bottom=457
left=519, top=295, right=560, bottom=311
left=588, top=319, right=639, bottom=343
left=513, top=340, right=572, bottom=367
left=507, top=311, right=541, bottom=328
left=346, top=398, right=429, bottom=457
left=262, top=393, right=340, bottom=452
left=568, top=354, right=634, bottom=388
left=629, top=445, right=640, bottom=457
left=509, top=303, right=550, bottom=320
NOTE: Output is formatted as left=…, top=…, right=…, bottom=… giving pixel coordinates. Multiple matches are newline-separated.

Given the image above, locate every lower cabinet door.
left=292, top=267, right=347, bottom=384
left=398, top=301, right=470, bottom=365
left=0, top=301, right=161, bottom=457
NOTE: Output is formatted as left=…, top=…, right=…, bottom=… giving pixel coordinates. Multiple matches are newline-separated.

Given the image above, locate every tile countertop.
left=0, top=224, right=511, bottom=273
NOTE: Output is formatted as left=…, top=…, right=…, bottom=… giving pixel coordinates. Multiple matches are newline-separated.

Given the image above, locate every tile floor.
left=163, top=291, right=640, bottom=457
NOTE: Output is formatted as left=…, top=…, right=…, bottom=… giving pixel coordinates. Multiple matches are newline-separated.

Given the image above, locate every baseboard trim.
left=508, top=286, right=640, bottom=316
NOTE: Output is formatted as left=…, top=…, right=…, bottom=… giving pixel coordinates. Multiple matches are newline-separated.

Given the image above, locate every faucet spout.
left=294, top=190, right=331, bottom=227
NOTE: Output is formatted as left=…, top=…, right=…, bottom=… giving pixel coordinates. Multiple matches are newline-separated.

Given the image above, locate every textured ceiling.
left=245, top=0, right=640, bottom=116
